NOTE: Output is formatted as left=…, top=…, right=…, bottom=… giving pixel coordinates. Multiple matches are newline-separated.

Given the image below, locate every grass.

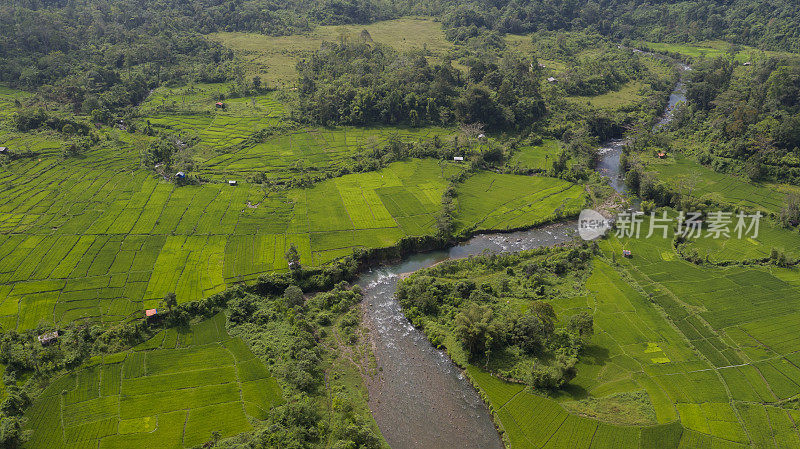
left=566, top=81, right=646, bottom=109
left=0, top=137, right=580, bottom=328
left=454, top=172, right=587, bottom=232
left=23, top=313, right=284, bottom=448
left=596, top=214, right=800, bottom=446
left=210, top=18, right=453, bottom=86
left=407, top=215, right=800, bottom=447
left=509, top=139, right=562, bottom=172
left=637, top=40, right=800, bottom=63
left=643, top=153, right=800, bottom=214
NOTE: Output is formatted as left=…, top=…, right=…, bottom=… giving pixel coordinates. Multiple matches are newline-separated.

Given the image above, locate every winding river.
left=359, top=60, right=689, bottom=449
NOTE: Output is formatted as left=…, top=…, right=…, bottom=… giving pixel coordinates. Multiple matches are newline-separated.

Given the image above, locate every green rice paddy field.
left=596, top=225, right=800, bottom=448
left=644, top=154, right=800, bottom=215
left=509, top=139, right=562, bottom=172
left=140, top=85, right=455, bottom=182
left=0, top=82, right=586, bottom=331
left=461, top=227, right=800, bottom=448
left=454, top=171, right=586, bottom=232
left=23, top=313, right=284, bottom=449
left=637, top=40, right=800, bottom=63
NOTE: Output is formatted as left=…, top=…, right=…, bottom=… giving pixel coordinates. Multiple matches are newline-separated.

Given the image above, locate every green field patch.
left=455, top=172, right=587, bottom=232
left=638, top=40, right=798, bottom=62
left=0, top=147, right=477, bottom=327
left=117, top=416, right=156, bottom=435
left=509, top=139, right=562, bottom=172
left=210, top=18, right=453, bottom=85
left=644, top=154, right=793, bottom=215
left=23, top=315, right=283, bottom=448
left=469, top=366, right=683, bottom=449
left=567, top=80, right=647, bottom=109
left=609, top=217, right=800, bottom=444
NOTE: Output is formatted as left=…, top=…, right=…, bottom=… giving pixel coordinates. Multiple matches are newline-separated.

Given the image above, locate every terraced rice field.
left=469, top=367, right=684, bottom=449
left=591, top=219, right=800, bottom=447
left=451, top=212, right=800, bottom=448
left=23, top=313, right=283, bottom=449
left=684, top=218, right=800, bottom=262
left=139, top=84, right=454, bottom=181
left=0, top=153, right=454, bottom=329
left=466, top=251, right=800, bottom=448
left=455, top=172, right=587, bottom=232
left=1, top=125, right=585, bottom=331
left=199, top=125, right=453, bottom=181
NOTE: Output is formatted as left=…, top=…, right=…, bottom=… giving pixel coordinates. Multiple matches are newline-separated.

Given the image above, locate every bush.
left=284, top=285, right=305, bottom=308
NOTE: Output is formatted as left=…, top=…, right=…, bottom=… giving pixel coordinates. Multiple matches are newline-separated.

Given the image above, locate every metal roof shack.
left=453, top=156, right=464, bottom=161
left=0, top=147, right=8, bottom=154
left=37, top=331, right=59, bottom=346
left=175, top=171, right=186, bottom=178
left=622, top=250, right=632, bottom=258
left=228, top=180, right=237, bottom=186
left=145, top=308, right=158, bottom=318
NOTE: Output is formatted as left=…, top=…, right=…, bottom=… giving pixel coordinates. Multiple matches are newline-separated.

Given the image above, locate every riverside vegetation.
left=1, top=2, right=800, bottom=448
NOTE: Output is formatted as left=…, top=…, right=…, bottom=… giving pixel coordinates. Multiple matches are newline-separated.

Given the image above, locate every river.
left=359, top=59, right=689, bottom=449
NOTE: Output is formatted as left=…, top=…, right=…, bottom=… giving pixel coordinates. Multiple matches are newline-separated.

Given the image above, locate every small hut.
left=547, top=77, right=558, bottom=83
left=37, top=331, right=59, bottom=346
left=228, top=180, right=238, bottom=186
left=175, top=171, right=185, bottom=179
left=622, top=250, right=632, bottom=258
left=453, top=156, right=464, bottom=162
left=215, top=102, right=225, bottom=109
left=743, top=62, right=752, bottom=66
left=657, top=152, right=666, bottom=159
left=145, top=308, right=158, bottom=319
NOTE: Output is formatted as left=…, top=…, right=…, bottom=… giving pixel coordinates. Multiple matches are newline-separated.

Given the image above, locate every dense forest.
left=296, top=39, right=544, bottom=130
left=2, top=0, right=800, bottom=113
left=676, top=56, right=800, bottom=182
left=398, top=245, right=595, bottom=388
